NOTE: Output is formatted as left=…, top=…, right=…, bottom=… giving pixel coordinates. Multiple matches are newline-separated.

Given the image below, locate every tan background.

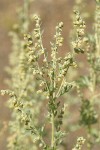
left=0, top=0, right=97, bottom=150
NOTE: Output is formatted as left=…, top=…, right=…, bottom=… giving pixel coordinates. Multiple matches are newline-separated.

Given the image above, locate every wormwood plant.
left=22, top=9, right=87, bottom=149
left=1, top=0, right=45, bottom=150
left=60, top=0, right=89, bottom=136
left=0, top=0, right=94, bottom=150
left=76, top=0, right=100, bottom=149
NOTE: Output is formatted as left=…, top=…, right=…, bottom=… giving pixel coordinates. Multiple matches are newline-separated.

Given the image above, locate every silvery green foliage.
left=1, top=0, right=44, bottom=150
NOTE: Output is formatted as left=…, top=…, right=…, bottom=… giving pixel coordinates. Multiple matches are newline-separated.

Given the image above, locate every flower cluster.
left=72, top=137, right=85, bottom=150
left=72, top=10, right=88, bottom=53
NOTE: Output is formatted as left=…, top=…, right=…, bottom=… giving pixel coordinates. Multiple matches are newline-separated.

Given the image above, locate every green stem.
left=87, top=125, right=92, bottom=150
left=51, top=113, right=55, bottom=148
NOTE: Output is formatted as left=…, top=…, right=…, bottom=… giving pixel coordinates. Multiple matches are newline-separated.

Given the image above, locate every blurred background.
left=0, top=0, right=96, bottom=149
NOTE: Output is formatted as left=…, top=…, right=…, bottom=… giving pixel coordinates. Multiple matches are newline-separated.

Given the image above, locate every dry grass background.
left=0, top=0, right=97, bottom=150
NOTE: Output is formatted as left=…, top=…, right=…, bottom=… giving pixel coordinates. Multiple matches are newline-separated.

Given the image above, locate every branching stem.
left=51, top=113, right=55, bottom=148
